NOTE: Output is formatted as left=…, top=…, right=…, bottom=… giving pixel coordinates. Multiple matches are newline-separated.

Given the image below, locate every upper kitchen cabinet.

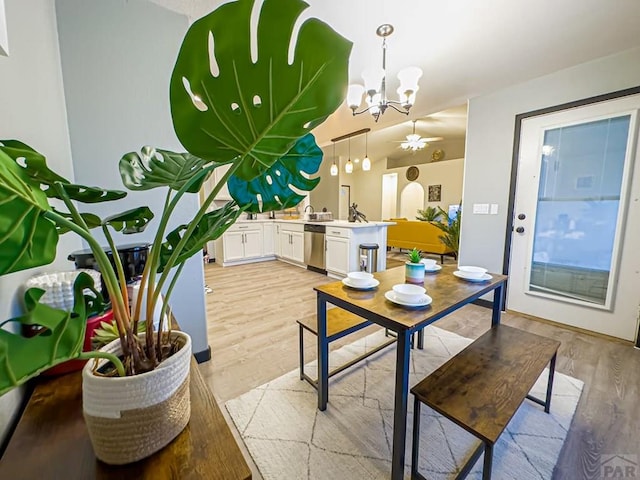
left=202, top=164, right=232, bottom=201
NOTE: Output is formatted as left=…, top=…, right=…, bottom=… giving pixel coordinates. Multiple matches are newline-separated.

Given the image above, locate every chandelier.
left=346, top=24, right=422, bottom=122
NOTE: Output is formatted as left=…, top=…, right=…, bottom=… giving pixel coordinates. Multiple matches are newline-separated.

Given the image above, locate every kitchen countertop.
left=234, top=218, right=395, bottom=228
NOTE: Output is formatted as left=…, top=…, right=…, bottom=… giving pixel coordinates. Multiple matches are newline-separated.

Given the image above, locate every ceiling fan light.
left=406, top=133, right=421, bottom=143
left=362, top=156, right=371, bottom=171
left=345, top=159, right=353, bottom=174
left=346, top=84, right=365, bottom=110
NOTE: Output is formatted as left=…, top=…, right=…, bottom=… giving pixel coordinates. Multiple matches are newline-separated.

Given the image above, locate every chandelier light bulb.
left=345, top=159, right=353, bottom=174
left=330, top=141, right=338, bottom=176
left=346, top=84, right=365, bottom=110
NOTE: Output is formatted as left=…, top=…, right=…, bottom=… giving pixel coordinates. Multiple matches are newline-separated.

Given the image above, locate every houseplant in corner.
left=433, top=205, right=461, bottom=258
left=416, top=206, right=442, bottom=222
left=0, top=0, right=351, bottom=465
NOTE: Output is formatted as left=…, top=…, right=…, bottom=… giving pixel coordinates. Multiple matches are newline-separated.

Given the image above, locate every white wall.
left=462, top=47, right=640, bottom=271
left=0, top=0, right=80, bottom=446
left=55, top=0, right=209, bottom=354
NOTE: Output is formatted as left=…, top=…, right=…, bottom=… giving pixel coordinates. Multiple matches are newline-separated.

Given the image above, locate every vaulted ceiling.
left=151, top=0, right=640, bottom=150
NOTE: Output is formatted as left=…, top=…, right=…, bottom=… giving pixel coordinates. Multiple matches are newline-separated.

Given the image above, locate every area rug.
left=225, top=326, right=584, bottom=479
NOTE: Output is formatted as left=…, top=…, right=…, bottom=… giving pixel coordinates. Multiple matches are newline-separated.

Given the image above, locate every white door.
left=508, top=94, right=640, bottom=341
left=381, top=173, right=398, bottom=219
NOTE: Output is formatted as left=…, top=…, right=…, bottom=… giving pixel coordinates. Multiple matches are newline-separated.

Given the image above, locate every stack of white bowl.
left=24, top=269, right=102, bottom=311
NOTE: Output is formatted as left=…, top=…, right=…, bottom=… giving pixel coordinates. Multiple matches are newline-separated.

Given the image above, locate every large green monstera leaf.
left=119, top=146, right=215, bottom=193
left=170, top=0, right=351, bottom=182
left=228, top=133, right=321, bottom=212
left=0, top=272, right=97, bottom=395
left=0, top=149, right=58, bottom=274
left=158, top=201, right=242, bottom=272
left=0, top=140, right=127, bottom=203
left=103, top=207, right=155, bottom=234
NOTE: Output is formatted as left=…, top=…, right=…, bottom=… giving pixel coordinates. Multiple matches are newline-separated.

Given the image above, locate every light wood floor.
left=198, top=257, right=640, bottom=480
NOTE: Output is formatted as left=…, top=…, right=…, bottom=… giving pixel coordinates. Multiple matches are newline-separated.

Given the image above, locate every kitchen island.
left=214, top=219, right=394, bottom=275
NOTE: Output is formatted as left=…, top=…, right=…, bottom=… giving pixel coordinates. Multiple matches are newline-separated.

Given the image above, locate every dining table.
left=313, top=264, right=507, bottom=480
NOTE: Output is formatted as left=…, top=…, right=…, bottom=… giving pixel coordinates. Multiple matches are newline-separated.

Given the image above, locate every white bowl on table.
left=457, top=266, right=488, bottom=279
left=347, top=271, right=375, bottom=287
left=392, top=284, right=426, bottom=304
left=420, top=258, right=437, bottom=269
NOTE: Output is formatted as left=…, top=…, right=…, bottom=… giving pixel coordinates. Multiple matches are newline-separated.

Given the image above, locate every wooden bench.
left=298, top=308, right=413, bottom=388
left=410, top=325, right=560, bottom=480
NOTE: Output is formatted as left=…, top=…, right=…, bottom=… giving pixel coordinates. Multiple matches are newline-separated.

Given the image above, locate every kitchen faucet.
left=304, top=205, right=315, bottom=213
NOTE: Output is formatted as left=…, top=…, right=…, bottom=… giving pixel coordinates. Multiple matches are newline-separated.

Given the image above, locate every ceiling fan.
left=398, top=120, right=443, bottom=152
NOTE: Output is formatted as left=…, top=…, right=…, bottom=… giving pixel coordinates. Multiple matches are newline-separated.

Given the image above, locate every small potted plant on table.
left=405, top=248, right=425, bottom=284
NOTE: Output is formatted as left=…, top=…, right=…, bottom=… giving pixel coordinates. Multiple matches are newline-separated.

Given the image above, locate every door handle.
left=515, top=226, right=525, bottom=233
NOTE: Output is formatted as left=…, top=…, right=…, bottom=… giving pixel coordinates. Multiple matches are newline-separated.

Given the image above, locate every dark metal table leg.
left=317, top=294, right=329, bottom=411
left=417, top=328, right=424, bottom=350
left=482, top=443, right=493, bottom=480
left=299, top=324, right=304, bottom=380
left=491, top=283, right=504, bottom=326
left=545, top=352, right=557, bottom=413
left=411, top=395, right=421, bottom=478
left=391, top=330, right=412, bottom=480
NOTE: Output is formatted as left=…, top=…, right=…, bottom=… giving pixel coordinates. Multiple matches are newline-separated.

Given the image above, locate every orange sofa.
left=386, top=218, right=455, bottom=262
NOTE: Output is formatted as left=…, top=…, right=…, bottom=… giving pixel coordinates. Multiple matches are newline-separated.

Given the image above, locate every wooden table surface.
left=0, top=358, right=252, bottom=480
left=315, top=265, right=508, bottom=331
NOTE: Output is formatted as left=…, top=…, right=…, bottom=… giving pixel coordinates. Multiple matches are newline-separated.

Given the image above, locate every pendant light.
left=330, top=141, right=338, bottom=176
left=362, top=131, right=371, bottom=171
left=345, top=137, right=353, bottom=174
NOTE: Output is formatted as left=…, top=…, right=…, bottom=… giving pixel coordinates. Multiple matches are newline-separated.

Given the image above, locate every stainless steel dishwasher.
left=304, top=223, right=326, bottom=274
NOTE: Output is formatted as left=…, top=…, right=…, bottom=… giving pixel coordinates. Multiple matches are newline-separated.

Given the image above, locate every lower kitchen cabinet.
left=218, top=223, right=264, bottom=264
left=325, top=235, right=349, bottom=275
left=277, top=222, right=304, bottom=264
left=280, top=230, right=304, bottom=263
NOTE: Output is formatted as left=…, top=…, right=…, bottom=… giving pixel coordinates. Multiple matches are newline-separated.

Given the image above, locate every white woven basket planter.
left=82, top=331, right=191, bottom=465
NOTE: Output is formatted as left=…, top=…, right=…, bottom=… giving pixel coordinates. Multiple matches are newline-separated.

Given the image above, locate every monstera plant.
left=0, top=0, right=351, bottom=397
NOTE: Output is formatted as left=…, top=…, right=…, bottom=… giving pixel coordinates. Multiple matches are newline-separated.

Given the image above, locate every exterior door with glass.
left=508, top=94, right=640, bottom=342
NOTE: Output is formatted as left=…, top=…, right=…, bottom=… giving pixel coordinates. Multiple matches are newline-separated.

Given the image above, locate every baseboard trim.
left=193, top=346, right=211, bottom=364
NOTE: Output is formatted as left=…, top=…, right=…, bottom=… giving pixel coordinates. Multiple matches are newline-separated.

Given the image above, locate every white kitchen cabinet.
left=211, top=163, right=232, bottom=200
left=220, top=223, right=263, bottom=263
left=243, top=229, right=262, bottom=258
left=263, top=223, right=275, bottom=256
left=325, top=235, right=349, bottom=275
left=277, top=222, right=304, bottom=264
left=290, top=231, right=304, bottom=263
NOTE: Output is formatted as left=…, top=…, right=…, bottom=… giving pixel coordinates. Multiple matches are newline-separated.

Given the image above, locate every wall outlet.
left=490, top=204, right=499, bottom=215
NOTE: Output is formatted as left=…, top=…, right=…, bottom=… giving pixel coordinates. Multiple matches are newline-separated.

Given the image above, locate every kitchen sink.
left=305, top=212, right=333, bottom=222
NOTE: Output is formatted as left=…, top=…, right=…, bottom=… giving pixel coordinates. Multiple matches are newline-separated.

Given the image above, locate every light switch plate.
left=473, top=203, right=490, bottom=214
left=490, top=204, right=499, bottom=215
